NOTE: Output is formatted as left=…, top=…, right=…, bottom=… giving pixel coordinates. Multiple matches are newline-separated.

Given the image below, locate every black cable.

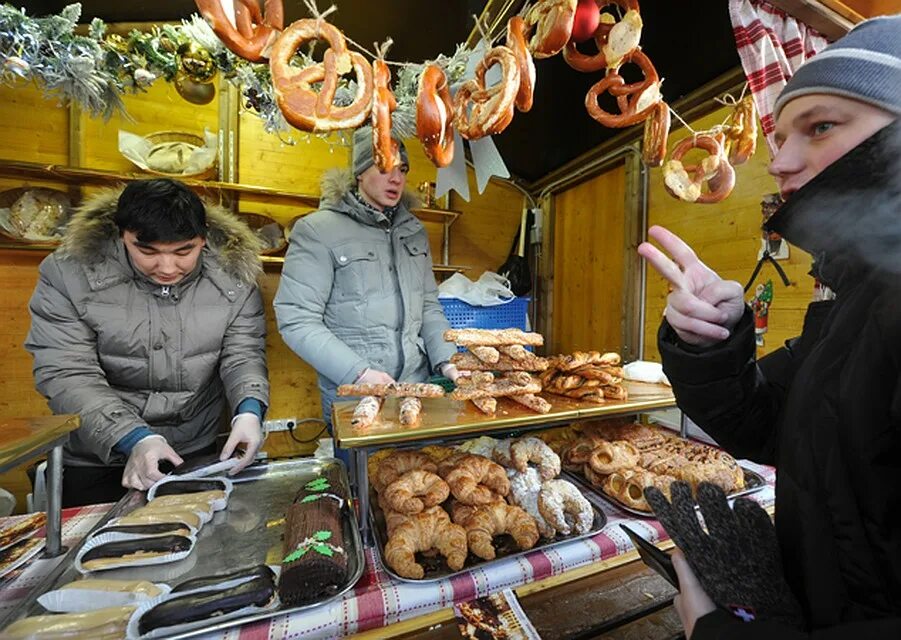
left=744, top=251, right=792, bottom=293
left=286, top=418, right=329, bottom=444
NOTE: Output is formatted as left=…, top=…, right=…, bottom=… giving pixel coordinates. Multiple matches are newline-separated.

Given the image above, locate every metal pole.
left=44, top=445, right=66, bottom=558
left=355, top=449, right=371, bottom=546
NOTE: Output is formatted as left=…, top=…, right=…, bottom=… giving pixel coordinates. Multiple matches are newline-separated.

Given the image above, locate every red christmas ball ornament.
left=570, top=0, right=600, bottom=44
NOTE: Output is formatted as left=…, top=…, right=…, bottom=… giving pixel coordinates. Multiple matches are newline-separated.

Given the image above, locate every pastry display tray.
left=369, top=493, right=607, bottom=584
left=563, top=467, right=767, bottom=518
left=6, top=457, right=364, bottom=638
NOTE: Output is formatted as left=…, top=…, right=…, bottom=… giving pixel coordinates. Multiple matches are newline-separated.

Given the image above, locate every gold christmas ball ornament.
left=177, top=42, right=216, bottom=83
left=174, top=74, right=216, bottom=105
left=105, top=34, right=130, bottom=55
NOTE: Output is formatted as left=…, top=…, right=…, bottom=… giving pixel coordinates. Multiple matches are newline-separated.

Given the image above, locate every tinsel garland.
left=0, top=2, right=478, bottom=142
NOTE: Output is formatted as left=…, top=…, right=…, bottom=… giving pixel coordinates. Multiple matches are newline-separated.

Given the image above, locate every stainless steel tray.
left=7, top=457, right=364, bottom=638
left=564, top=467, right=767, bottom=518
left=370, top=493, right=607, bottom=583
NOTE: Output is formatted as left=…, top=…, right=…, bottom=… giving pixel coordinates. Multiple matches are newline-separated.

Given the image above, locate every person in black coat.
left=638, top=14, right=901, bottom=639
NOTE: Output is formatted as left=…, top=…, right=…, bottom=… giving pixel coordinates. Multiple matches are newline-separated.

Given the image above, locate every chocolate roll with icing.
left=172, top=564, right=275, bottom=593
left=81, top=535, right=192, bottom=571
left=153, top=479, right=228, bottom=496
left=137, top=575, right=276, bottom=635
left=95, top=522, right=193, bottom=538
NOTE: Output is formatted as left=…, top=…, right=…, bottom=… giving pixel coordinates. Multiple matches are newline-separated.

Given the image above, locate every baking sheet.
left=370, top=493, right=607, bottom=584
left=5, top=458, right=364, bottom=637
left=564, top=467, right=766, bottom=518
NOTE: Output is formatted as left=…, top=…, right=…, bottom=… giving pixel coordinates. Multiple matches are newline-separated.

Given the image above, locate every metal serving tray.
left=8, top=457, right=365, bottom=638
left=564, top=467, right=767, bottom=518
left=369, top=493, right=607, bottom=584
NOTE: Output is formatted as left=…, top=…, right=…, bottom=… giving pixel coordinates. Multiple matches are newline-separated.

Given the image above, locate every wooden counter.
left=333, top=381, right=676, bottom=449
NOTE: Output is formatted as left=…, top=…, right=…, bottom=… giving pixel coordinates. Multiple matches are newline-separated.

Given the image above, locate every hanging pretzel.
left=453, top=46, right=521, bottom=140
left=724, top=95, right=758, bottom=166
left=372, top=58, right=399, bottom=172
left=416, top=64, right=455, bottom=168
left=524, top=0, right=577, bottom=58
left=585, top=49, right=660, bottom=128
left=506, top=16, right=536, bottom=112
left=195, top=0, right=284, bottom=62
left=642, top=101, right=670, bottom=167
left=663, top=134, right=735, bottom=204
left=563, top=1, right=641, bottom=73
left=269, top=19, right=373, bottom=132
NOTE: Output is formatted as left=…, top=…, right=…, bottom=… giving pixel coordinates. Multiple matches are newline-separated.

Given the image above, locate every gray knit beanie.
left=774, top=14, right=901, bottom=121
left=351, top=125, right=409, bottom=177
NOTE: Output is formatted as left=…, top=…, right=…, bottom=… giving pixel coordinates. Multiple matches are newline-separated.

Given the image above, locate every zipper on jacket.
left=160, top=286, right=170, bottom=298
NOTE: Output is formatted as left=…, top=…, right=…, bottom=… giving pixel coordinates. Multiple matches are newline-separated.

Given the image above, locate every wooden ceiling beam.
left=766, top=0, right=861, bottom=40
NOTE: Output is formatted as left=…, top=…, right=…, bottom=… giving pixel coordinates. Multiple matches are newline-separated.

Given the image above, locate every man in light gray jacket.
left=274, top=127, right=460, bottom=431
left=26, top=179, right=269, bottom=506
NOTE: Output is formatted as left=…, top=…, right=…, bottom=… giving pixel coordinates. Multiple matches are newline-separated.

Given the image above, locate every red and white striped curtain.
left=729, top=0, right=829, bottom=157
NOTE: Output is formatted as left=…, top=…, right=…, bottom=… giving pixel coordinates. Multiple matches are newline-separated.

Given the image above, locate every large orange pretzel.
left=195, top=0, right=283, bottom=62
left=642, top=101, right=670, bottom=167
left=524, top=0, right=577, bottom=59
left=563, top=1, right=641, bottom=72
left=453, top=46, right=521, bottom=140
left=585, top=49, right=660, bottom=128
left=506, top=16, right=536, bottom=112
left=416, top=64, right=455, bottom=168
left=269, top=19, right=373, bottom=132
left=372, top=59, right=399, bottom=172
left=724, top=95, right=758, bottom=166
left=663, top=134, right=735, bottom=204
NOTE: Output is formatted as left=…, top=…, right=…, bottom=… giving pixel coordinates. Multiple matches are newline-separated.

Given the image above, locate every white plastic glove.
left=354, top=368, right=395, bottom=385
left=440, top=362, right=468, bottom=383
left=221, top=413, right=263, bottom=475
left=122, top=435, right=184, bottom=491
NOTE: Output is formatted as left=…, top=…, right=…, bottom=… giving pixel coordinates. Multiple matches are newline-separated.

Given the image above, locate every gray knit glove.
left=645, top=481, right=804, bottom=628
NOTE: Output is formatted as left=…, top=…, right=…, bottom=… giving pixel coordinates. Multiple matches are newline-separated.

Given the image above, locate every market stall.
left=0, top=0, right=886, bottom=638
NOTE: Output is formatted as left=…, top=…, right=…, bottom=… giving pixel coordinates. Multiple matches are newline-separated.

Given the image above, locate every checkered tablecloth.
left=0, top=463, right=776, bottom=639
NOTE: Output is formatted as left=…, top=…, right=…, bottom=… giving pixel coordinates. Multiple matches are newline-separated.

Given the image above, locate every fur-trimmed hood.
left=59, top=188, right=263, bottom=285
left=318, top=168, right=420, bottom=210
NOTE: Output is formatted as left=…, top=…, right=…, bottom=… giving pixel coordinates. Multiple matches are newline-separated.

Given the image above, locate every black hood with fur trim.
left=58, top=187, right=263, bottom=286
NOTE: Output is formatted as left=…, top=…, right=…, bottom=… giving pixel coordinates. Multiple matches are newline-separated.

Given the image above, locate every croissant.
left=441, top=454, right=510, bottom=505
left=537, top=479, right=594, bottom=536
left=459, top=502, right=539, bottom=559
left=587, top=439, right=640, bottom=475
left=382, top=470, right=450, bottom=514
left=383, top=508, right=412, bottom=537
left=511, top=437, right=561, bottom=480
left=375, top=450, right=437, bottom=493
left=419, top=444, right=458, bottom=464
left=448, top=494, right=505, bottom=525
left=384, top=507, right=468, bottom=579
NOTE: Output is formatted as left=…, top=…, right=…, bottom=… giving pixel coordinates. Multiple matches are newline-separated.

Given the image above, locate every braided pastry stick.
left=498, top=344, right=530, bottom=361
left=454, top=46, right=520, bottom=140
left=382, top=470, right=450, bottom=514
left=351, top=396, right=382, bottom=431
left=537, top=479, right=594, bottom=535
left=470, top=397, right=497, bottom=415
left=510, top=393, right=552, bottom=414
left=450, top=352, right=549, bottom=372
left=573, top=366, right=623, bottom=385
left=524, top=0, right=577, bottom=58
left=470, top=346, right=500, bottom=364
left=459, top=503, right=540, bottom=559
left=398, top=396, right=422, bottom=426
left=445, top=328, right=544, bottom=347
left=337, top=382, right=445, bottom=398
left=384, top=507, right=467, bottom=579
left=441, top=454, right=510, bottom=504
left=416, top=64, right=455, bottom=168
left=450, top=378, right=541, bottom=400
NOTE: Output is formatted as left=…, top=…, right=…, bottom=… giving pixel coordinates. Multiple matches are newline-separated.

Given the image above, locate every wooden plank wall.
left=0, top=80, right=522, bottom=510
left=642, top=106, right=816, bottom=362
left=551, top=165, right=627, bottom=355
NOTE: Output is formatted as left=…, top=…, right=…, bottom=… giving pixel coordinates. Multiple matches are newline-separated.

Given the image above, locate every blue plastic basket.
left=439, top=297, right=530, bottom=331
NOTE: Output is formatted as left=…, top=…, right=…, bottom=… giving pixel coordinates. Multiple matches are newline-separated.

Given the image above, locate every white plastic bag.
left=438, top=272, right=516, bottom=306
left=623, top=361, right=671, bottom=386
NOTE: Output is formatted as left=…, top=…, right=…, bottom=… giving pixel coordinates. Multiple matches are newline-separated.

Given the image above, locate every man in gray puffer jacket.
left=274, top=127, right=461, bottom=429
left=26, top=179, right=269, bottom=506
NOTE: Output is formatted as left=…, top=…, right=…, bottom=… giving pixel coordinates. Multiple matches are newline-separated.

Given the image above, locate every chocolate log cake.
left=278, top=467, right=350, bottom=606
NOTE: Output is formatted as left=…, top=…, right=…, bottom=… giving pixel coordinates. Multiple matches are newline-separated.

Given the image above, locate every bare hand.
left=638, top=225, right=745, bottom=347
left=672, top=549, right=717, bottom=638
left=355, top=368, right=395, bottom=385
left=122, top=435, right=184, bottom=491
left=221, top=414, right=264, bottom=475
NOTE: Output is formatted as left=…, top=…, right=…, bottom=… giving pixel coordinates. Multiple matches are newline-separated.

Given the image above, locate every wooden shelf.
left=411, top=207, right=462, bottom=226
